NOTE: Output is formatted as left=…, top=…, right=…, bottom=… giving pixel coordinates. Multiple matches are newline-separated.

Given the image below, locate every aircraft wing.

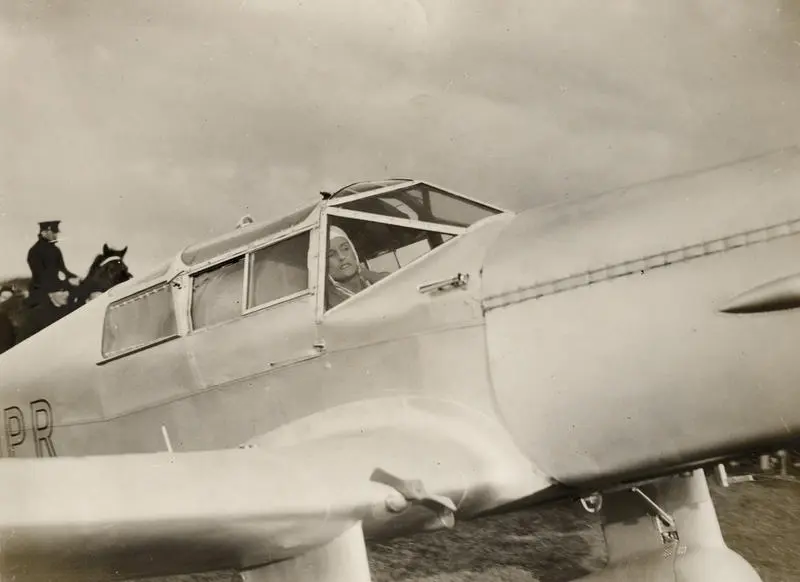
left=0, top=409, right=550, bottom=581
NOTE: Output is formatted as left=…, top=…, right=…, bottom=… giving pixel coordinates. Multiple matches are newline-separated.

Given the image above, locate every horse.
left=69, top=244, right=133, bottom=307
left=0, top=244, right=133, bottom=355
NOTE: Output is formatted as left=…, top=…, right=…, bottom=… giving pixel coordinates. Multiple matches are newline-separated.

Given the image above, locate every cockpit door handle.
left=418, top=273, right=470, bottom=295
left=720, top=272, right=800, bottom=314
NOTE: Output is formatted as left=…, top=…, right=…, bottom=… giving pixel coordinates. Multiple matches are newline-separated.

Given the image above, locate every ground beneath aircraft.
left=157, top=476, right=799, bottom=582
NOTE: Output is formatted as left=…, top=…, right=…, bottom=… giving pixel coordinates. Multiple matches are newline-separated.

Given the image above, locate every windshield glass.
left=338, top=183, right=501, bottom=228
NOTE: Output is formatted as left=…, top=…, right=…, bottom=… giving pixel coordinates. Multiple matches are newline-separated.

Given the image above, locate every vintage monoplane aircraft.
left=1, top=146, right=800, bottom=581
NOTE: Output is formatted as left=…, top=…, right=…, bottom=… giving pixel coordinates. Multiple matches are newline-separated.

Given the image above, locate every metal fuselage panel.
left=482, top=146, right=800, bottom=486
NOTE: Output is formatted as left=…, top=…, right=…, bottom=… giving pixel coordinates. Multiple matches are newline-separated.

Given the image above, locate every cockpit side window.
left=324, top=217, right=454, bottom=310
left=191, top=256, right=245, bottom=331
left=102, top=283, right=178, bottom=358
left=188, top=230, right=311, bottom=332
left=246, top=230, right=310, bottom=310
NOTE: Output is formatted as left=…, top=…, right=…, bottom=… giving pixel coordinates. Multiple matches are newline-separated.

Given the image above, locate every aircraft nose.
left=479, top=192, right=800, bottom=488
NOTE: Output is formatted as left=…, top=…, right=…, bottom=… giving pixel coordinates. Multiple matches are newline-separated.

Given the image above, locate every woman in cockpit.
left=326, top=225, right=388, bottom=309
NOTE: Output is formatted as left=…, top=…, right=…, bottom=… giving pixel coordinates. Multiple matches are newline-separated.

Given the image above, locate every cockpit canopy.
left=329, top=179, right=499, bottom=227
left=324, top=180, right=503, bottom=293
left=101, top=180, right=505, bottom=361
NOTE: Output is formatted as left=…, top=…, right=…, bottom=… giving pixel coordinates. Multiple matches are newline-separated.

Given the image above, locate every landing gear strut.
left=575, top=469, right=762, bottom=581
left=234, top=523, right=372, bottom=582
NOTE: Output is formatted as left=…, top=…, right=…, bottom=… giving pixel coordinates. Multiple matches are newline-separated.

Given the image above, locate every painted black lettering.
left=3, top=406, right=24, bottom=457
left=30, top=399, right=56, bottom=458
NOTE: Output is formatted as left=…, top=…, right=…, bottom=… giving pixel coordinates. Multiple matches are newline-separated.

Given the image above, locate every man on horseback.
left=26, top=220, right=81, bottom=310
left=0, top=238, right=132, bottom=355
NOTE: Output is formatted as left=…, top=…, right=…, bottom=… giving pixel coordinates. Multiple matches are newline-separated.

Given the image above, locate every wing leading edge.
left=0, top=402, right=551, bottom=581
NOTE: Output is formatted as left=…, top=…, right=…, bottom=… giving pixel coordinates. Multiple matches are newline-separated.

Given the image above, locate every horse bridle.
left=97, top=256, right=124, bottom=268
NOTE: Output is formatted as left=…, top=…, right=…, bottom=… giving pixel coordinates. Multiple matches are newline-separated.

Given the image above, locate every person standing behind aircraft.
left=26, top=220, right=81, bottom=307
left=326, top=225, right=388, bottom=309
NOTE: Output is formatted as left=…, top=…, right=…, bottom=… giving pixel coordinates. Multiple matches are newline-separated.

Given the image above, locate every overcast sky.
left=1, top=0, right=799, bottom=278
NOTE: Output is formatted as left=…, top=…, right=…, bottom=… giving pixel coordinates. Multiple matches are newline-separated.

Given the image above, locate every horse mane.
left=86, top=254, right=106, bottom=278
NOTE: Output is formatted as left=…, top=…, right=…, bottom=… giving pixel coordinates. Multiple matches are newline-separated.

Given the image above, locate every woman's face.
left=327, top=236, right=359, bottom=282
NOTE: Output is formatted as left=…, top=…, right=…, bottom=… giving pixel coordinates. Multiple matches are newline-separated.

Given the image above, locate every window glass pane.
left=102, top=284, right=177, bottom=357
left=325, top=218, right=454, bottom=310
left=340, top=184, right=499, bottom=228
left=247, top=231, right=310, bottom=309
left=191, top=257, right=245, bottom=330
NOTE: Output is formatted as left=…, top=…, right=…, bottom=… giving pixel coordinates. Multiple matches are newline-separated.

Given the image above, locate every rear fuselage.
left=483, top=146, right=800, bottom=487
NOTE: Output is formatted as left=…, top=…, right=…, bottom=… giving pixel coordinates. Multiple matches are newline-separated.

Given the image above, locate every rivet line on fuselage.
left=483, top=216, right=800, bottom=311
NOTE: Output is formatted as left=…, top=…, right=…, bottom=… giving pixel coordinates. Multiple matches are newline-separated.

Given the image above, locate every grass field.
left=154, top=475, right=800, bottom=582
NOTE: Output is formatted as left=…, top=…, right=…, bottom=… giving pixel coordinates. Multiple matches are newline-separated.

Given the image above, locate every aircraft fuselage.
left=2, top=150, right=800, bottom=503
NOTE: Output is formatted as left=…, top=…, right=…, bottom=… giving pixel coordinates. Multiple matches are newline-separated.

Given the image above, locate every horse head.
left=76, top=244, right=133, bottom=305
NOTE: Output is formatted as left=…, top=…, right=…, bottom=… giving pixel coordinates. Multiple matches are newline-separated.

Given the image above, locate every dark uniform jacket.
left=26, top=236, right=77, bottom=305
